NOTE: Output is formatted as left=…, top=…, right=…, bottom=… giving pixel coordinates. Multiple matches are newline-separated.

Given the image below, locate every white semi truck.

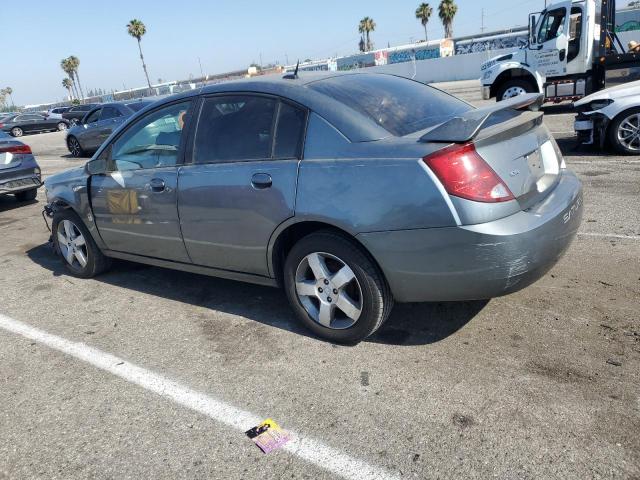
left=481, top=0, right=639, bottom=102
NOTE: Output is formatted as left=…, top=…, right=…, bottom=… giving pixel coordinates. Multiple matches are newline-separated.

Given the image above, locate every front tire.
left=10, top=127, right=23, bottom=137
left=67, top=136, right=84, bottom=157
left=52, top=209, right=111, bottom=278
left=283, top=231, right=393, bottom=344
left=608, top=107, right=640, bottom=155
left=57, top=122, right=68, bottom=131
left=497, top=79, right=535, bottom=101
left=15, top=188, right=37, bottom=202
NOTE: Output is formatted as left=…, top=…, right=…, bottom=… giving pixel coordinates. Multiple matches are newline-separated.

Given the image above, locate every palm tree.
left=67, top=56, right=85, bottom=100
left=415, top=3, right=433, bottom=42
left=60, top=58, right=80, bottom=100
left=62, top=78, right=74, bottom=100
left=438, top=0, right=457, bottom=38
left=0, top=89, right=6, bottom=109
left=358, top=17, right=376, bottom=52
left=127, top=19, right=152, bottom=91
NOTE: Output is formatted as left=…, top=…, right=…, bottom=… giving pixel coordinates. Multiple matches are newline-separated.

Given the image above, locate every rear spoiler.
left=419, top=93, right=544, bottom=143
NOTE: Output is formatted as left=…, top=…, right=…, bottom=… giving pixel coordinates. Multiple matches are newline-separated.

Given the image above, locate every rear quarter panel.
left=295, top=113, right=457, bottom=233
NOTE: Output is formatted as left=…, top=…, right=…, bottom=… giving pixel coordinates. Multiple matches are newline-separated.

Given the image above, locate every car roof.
left=165, top=72, right=391, bottom=142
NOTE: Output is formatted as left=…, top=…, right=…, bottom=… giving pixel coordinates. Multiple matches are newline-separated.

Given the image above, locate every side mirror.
left=529, top=14, right=537, bottom=45
left=86, top=157, right=107, bottom=175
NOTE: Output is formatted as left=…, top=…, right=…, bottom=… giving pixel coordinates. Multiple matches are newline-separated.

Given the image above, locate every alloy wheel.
left=68, top=138, right=81, bottom=157
left=11, top=127, right=22, bottom=137
left=294, top=252, right=363, bottom=329
left=57, top=219, right=88, bottom=269
left=58, top=123, right=67, bottom=131
left=502, top=86, right=527, bottom=100
left=616, top=113, right=640, bottom=151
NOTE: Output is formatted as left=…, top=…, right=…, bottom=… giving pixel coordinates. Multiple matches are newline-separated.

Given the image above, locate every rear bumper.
left=0, top=174, right=42, bottom=194
left=358, top=170, right=583, bottom=302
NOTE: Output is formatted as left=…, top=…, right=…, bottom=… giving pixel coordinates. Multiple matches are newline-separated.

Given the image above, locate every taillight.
left=423, top=143, right=514, bottom=203
left=0, top=144, right=32, bottom=154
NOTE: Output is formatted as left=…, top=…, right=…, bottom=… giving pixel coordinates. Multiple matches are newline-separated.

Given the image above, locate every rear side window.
left=308, top=74, right=472, bottom=136
left=85, top=109, right=102, bottom=123
left=194, top=95, right=276, bottom=163
left=274, top=102, right=306, bottom=158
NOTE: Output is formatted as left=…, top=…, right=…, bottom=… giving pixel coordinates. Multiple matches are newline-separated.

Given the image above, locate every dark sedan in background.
left=61, top=103, right=101, bottom=125
left=0, top=131, right=41, bottom=201
left=65, top=100, right=151, bottom=157
left=0, top=113, right=69, bottom=137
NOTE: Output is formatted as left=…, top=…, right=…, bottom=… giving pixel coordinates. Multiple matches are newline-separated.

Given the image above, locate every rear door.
left=90, top=100, right=194, bottom=262
left=178, top=94, right=305, bottom=276
left=16, top=114, right=39, bottom=133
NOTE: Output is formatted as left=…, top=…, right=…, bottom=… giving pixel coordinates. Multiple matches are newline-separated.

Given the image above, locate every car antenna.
left=283, top=60, right=299, bottom=80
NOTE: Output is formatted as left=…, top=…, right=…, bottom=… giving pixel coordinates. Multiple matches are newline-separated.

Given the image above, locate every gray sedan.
left=0, top=131, right=42, bottom=201
left=65, top=101, right=150, bottom=157
left=44, top=73, right=583, bottom=343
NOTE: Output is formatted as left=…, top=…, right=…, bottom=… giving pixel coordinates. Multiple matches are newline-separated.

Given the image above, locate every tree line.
left=359, top=0, right=458, bottom=52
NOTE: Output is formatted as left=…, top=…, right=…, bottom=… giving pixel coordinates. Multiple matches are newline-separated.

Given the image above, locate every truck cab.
left=481, top=0, right=639, bottom=103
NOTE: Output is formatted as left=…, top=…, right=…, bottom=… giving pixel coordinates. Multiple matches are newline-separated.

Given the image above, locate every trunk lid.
left=418, top=94, right=562, bottom=210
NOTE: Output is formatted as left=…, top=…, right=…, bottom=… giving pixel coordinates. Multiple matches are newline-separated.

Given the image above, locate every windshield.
left=308, top=74, right=472, bottom=136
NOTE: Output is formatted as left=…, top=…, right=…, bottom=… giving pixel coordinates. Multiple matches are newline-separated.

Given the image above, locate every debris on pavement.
left=245, top=419, right=291, bottom=453
left=606, top=358, right=622, bottom=367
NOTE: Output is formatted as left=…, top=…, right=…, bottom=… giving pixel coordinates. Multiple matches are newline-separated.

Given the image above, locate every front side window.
left=538, top=8, right=567, bottom=43
left=110, top=101, right=191, bottom=171
left=194, top=95, right=276, bottom=163
left=101, top=106, right=122, bottom=120
left=85, top=109, right=102, bottom=124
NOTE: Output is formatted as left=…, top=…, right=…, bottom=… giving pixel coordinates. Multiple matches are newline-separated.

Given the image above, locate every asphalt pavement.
left=0, top=82, right=638, bottom=479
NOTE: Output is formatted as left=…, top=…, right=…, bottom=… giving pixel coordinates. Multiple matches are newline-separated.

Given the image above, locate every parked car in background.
left=44, top=72, right=582, bottom=343
left=0, top=112, right=19, bottom=121
left=61, top=103, right=101, bottom=125
left=0, top=131, right=42, bottom=201
left=46, top=106, right=71, bottom=119
left=66, top=100, right=152, bottom=157
left=574, top=79, right=640, bottom=154
left=0, top=113, right=69, bottom=137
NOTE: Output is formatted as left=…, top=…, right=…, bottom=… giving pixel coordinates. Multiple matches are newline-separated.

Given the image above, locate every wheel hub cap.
left=617, top=113, right=640, bottom=151
left=295, top=252, right=363, bottom=330
left=57, top=219, right=88, bottom=269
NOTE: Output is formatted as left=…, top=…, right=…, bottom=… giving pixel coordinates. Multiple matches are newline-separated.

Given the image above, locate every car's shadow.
left=26, top=243, right=486, bottom=346
left=0, top=195, right=38, bottom=213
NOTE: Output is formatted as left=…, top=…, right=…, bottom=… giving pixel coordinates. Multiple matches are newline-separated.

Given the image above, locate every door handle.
left=149, top=178, right=166, bottom=192
left=251, top=173, right=272, bottom=189
left=559, top=49, right=566, bottom=61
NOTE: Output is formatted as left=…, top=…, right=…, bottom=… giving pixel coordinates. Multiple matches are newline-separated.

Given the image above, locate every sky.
left=0, top=0, right=547, bottom=106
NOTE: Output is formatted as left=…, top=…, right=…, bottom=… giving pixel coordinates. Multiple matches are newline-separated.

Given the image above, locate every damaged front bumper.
left=574, top=112, right=608, bottom=147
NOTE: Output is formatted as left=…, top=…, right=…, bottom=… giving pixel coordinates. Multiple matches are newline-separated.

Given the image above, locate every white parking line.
left=578, top=232, right=640, bottom=240
left=0, top=313, right=399, bottom=480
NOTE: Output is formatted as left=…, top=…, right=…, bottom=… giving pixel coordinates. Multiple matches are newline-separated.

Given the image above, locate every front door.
left=532, top=1, right=571, bottom=77
left=90, top=100, right=194, bottom=262
left=178, top=95, right=306, bottom=276
left=81, top=108, right=103, bottom=150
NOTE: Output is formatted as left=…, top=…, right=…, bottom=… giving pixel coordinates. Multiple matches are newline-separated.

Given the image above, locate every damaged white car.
left=574, top=80, right=640, bottom=154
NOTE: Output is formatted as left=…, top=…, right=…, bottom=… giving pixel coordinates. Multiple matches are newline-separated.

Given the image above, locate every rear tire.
left=10, top=127, right=23, bottom=137
left=57, top=122, right=68, bottom=131
left=608, top=107, right=640, bottom=155
left=15, top=188, right=37, bottom=202
left=283, top=231, right=393, bottom=344
left=52, top=208, right=111, bottom=278
left=497, top=79, right=535, bottom=101
left=67, top=136, right=84, bottom=157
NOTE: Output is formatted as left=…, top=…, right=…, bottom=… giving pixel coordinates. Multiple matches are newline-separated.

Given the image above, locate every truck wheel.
left=497, top=80, right=535, bottom=101
left=608, top=107, right=640, bottom=155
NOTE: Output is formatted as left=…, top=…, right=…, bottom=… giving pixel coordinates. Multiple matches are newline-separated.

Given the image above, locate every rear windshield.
left=126, top=102, right=150, bottom=112
left=308, top=74, right=472, bottom=136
